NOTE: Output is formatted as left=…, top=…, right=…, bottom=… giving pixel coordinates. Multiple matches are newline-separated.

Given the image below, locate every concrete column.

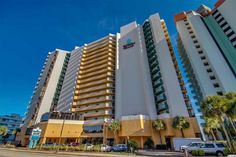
left=140, top=136, right=144, bottom=149
left=41, top=137, right=47, bottom=144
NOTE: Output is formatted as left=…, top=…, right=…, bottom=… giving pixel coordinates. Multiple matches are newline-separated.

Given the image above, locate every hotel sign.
left=123, top=39, right=135, bottom=49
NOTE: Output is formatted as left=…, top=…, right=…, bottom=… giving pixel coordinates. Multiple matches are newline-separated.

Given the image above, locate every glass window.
left=205, top=144, right=215, bottom=148
left=216, top=143, right=225, bottom=148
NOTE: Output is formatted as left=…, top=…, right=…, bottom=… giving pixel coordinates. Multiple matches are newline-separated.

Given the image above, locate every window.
left=206, top=69, right=212, bottom=73
left=203, top=62, right=209, bottom=66
left=212, top=10, right=218, bottom=16
left=189, top=31, right=193, bottom=34
left=227, top=31, right=234, bottom=38
left=213, top=83, right=220, bottom=88
left=205, top=144, right=215, bottom=148
left=187, top=26, right=191, bottom=30
left=195, top=45, right=200, bottom=49
left=210, top=76, right=216, bottom=80
left=218, top=17, right=224, bottom=23
left=220, top=21, right=227, bottom=28
left=216, top=143, right=225, bottom=148
left=200, top=56, right=206, bottom=60
left=231, top=36, right=236, bottom=43
left=214, top=13, right=221, bottom=20
left=198, top=50, right=203, bottom=54
left=224, top=26, right=231, bottom=33
left=185, top=23, right=189, bottom=26
left=193, top=40, right=198, bottom=44
left=191, top=35, right=196, bottom=39
left=217, top=91, right=223, bottom=95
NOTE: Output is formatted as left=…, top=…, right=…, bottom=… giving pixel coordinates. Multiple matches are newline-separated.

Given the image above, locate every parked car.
left=101, top=144, right=111, bottom=152
left=173, top=138, right=202, bottom=151
left=68, top=142, right=80, bottom=147
left=110, top=144, right=127, bottom=152
left=189, top=142, right=226, bottom=156
left=85, top=144, right=94, bottom=151
left=181, top=141, right=204, bottom=152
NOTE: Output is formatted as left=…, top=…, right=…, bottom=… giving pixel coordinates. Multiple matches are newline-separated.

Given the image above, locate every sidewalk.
left=0, top=147, right=138, bottom=157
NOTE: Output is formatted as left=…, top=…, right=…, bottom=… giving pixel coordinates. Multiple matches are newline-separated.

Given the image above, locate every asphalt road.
left=0, top=148, right=184, bottom=157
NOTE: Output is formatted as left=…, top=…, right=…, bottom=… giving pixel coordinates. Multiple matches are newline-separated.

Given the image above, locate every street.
left=0, top=148, right=184, bottom=157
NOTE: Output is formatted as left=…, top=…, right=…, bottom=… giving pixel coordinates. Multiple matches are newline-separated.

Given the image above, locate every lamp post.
left=56, top=102, right=70, bottom=153
left=103, top=118, right=112, bottom=145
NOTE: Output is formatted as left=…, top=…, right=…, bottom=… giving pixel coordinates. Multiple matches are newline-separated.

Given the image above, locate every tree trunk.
left=159, top=131, right=162, bottom=144
left=113, top=132, right=116, bottom=145
left=220, top=117, right=233, bottom=151
left=210, top=130, right=216, bottom=141
left=181, top=129, right=185, bottom=138
left=229, top=117, right=236, bottom=133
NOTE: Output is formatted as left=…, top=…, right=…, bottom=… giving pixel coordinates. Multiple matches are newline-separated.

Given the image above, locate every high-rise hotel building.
left=175, top=0, right=236, bottom=111
left=174, top=0, right=236, bottom=139
left=20, top=49, right=70, bottom=139
left=20, top=13, right=201, bottom=148
left=116, top=13, right=199, bottom=146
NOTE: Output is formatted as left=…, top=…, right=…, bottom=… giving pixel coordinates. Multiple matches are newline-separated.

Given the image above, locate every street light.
left=103, top=118, right=113, bottom=145
left=56, top=101, right=70, bottom=153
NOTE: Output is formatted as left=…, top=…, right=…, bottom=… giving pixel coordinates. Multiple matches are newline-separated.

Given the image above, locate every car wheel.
left=216, top=151, right=224, bottom=156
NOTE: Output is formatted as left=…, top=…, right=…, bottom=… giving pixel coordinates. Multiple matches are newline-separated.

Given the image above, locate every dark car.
left=111, top=144, right=127, bottom=152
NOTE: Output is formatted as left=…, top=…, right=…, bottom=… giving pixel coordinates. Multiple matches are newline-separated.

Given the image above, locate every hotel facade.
left=19, top=13, right=201, bottom=148
left=174, top=0, right=236, bottom=139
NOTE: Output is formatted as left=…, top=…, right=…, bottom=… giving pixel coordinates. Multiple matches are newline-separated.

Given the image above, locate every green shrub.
left=223, top=147, right=231, bottom=156
left=191, top=150, right=205, bottom=156
left=3, top=144, right=15, bottom=148
left=144, top=138, right=154, bottom=149
left=128, top=140, right=138, bottom=152
left=198, top=150, right=205, bottom=156
left=156, top=144, right=167, bottom=150
left=78, top=144, right=86, bottom=151
left=93, top=144, right=101, bottom=152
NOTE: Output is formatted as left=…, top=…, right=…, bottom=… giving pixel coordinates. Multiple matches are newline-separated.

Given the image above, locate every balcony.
left=153, top=78, right=163, bottom=87
left=77, top=96, right=113, bottom=106
left=78, top=73, right=114, bottom=84
left=81, top=56, right=114, bottom=67
left=78, top=89, right=113, bottom=100
left=77, top=103, right=112, bottom=112
left=80, top=59, right=113, bottom=70
left=84, top=44, right=115, bottom=57
left=158, top=102, right=168, bottom=111
left=154, top=86, right=165, bottom=95
left=79, top=68, right=114, bottom=79
left=83, top=51, right=115, bottom=62
left=80, top=64, right=109, bottom=74
left=77, top=78, right=114, bottom=89
left=78, top=84, right=114, bottom=94
left=82, top=54, right=115, bottom=66
left=83, top=110, right=112, bottom=118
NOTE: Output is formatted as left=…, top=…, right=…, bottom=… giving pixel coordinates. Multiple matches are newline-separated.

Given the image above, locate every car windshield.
left=216, top=143, right=225, bottom=148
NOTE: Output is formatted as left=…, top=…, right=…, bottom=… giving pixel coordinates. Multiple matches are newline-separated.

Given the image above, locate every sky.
left=0, top=0, right=217, bottom=116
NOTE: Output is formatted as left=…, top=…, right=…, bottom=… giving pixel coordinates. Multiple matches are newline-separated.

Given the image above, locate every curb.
left=0, top=147, right=137, bottom=157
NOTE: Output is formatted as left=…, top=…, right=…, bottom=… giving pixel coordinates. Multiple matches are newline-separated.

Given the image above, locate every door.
left=165, top=137, right=172, bottom=150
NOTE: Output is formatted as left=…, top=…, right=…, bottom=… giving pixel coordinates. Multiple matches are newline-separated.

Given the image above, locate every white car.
left=85, top=144, right=94, bottom=151
left=181, top=142, right=204, bottom=152
left=101, top=144, right=111, bottom=152
left=189, top=142, right=226, bottom=156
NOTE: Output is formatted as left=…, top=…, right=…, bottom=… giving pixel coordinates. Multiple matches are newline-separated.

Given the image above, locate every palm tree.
left=172, top=116, right=190, bottom=138
left=201, top=95, right=232, bottom=150
left=0, top=126, right=8, bottom=141
left=152, top=119, right=166, bottom=144
left=204, top=117, right=220, bottom=141
left=12, top=128, right=21, bottom=141
left=224, top=92, right=236, bottom=133
left=108, top=120, right=121, bottom=144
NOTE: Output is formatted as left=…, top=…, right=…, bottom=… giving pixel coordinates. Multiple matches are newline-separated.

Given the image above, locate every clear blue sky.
left=0, top=0, right=216, bottom=116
